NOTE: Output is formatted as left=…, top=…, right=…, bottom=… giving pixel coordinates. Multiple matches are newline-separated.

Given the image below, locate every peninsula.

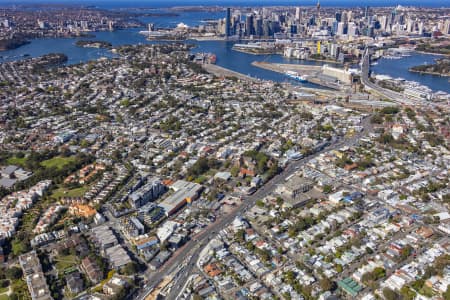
left=75, top=40, right=113, bottom=49
left=410, top=58, right=450, bottom=76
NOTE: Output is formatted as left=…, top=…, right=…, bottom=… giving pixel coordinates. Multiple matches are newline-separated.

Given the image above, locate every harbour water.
left=0, top=9, right=448, bottom=93
left=371, top=53, right=449, bottom=93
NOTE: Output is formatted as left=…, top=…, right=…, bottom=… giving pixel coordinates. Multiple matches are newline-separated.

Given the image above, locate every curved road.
left=360, top=48, right=418, bottom=106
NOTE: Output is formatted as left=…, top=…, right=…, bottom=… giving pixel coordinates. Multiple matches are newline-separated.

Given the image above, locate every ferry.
left=285, top=70, right=308, bottom=82
left=384, top=55, right=402, bottom=60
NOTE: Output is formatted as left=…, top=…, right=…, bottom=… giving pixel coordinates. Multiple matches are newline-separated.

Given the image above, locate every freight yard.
left=252, top=61, right=358, bottom=91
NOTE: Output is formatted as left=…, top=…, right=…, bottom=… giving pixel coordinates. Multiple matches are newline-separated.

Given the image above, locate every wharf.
left=253, top=61, right=343, bottom=90
left=203, top=64, right=260, bottom=82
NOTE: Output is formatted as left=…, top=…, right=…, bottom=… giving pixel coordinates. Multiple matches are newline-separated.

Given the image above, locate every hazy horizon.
left=1, top=0, right=449, bottom=8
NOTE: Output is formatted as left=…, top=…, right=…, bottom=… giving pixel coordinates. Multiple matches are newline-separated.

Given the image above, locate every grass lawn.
left=0, top=294, right=9, bottom=300
left=51, top=186, right=88, bottom=199
left=6, top=156, right=27, bottom=167
left=41, top=156, right=76, bottom=169
left=0, top=286, right=8, bottom=294
left=54, top=255, right=79, bottom=273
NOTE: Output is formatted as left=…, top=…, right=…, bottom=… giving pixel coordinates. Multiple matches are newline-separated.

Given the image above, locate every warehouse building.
left=158, top=180, right=203, bottom=216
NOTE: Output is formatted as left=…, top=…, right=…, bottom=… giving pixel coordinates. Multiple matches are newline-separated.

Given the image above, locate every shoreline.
left=304, top=57, right=343, bottom=64
left=408, top=68, right=449, bottom=77
left=251, top=61, right=322, bottom=73
left=188, top=36, right=225, bottom=41
left=231, top=48, right=280, bottom=56
left=414, top=50, right=450, bottom=57
left=202, top=63, right=261, bottom=82
left=0, top=40, right=30, bottom=52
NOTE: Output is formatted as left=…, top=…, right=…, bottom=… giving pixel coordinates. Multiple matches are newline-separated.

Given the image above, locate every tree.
left=379, top=133, right=394, bottom=145
left=423, top=265, right=437, bottom=279
left=370, top=113, right=383, bottom=124
left=400, top=286, right=417, bottom=300
left=256, top=248, right=271, bottom=262
left=121, top=262, right=138, bottom=275
left=245, top=242, right=255, bottom=251
left=411, top=279, right=425, bottom=291
left=256, top=200, right=265, bottom=208
left=322, top=185, right=333, bottom=194
left=0, top=279, right=9, bottom=288
left=234, top=229, right=245, bottom=243
left=187, top=157, right=218, bottom=177
left=373, top=267, right=386, bottom=279
left=319, top=277, right=335, bottom=291
left=335, top=264, right=343, bottom=273
left=284, top=270, right=296, bottom=284
left=6, top=267, right=22, bottom=280
left=381, top=106, right=399, bottom=115
left=230, top=165, right=240, bottom=177
left=400, top=245, right=414, bottom=261
left=404, top=107, right=416, bottom=119
left=276, top=197, right=283, bottom=206
left=434, top=254, right=450, bottom=275
left=443, top=285, right=450, bottom=300
left=365, top=247, right=374, bottom=254
left=383, top=287, right=399, bottom=300
left=361, top=272, right=375, bottom=284
left=9, top=293, right=18, bottom=300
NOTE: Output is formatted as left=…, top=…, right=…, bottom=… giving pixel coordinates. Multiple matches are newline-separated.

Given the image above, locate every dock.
left=252, top=61, right=346, bottom=90
left=203, top=64, right=259, bottom=82
left=252, top=61, right=322, bottom=74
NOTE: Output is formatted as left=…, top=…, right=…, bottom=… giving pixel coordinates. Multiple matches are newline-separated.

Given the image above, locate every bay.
left=0, top=9, right=448, bottom=92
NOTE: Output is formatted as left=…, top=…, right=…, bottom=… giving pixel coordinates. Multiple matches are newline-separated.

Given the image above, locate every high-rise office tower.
left=290, top=24, right=298, bottom=35
left=255, top=16, right=263, bottom=36
left=348, top=22, right=357, bottom=36
left=295, top=7, right=301, bottom=23
left=245, top=14, right=255, bottom=36
left=316, top=0, right=321, bottom=26
left=365, top=6, right=370, bottom=19
left=418, top=21, right=424, bottom=35
left=332, top=21, right=338, bottom=35
left=337, top=22, right=345, bottom=35
left=263, top=19, right=271, bottom=37
left=379, top=15, right=386, bottom=31
left=225, top=8, right=231, bottom=37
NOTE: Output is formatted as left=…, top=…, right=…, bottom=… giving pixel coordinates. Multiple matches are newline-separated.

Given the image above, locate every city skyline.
left=1, top=0, right=450, bottom=8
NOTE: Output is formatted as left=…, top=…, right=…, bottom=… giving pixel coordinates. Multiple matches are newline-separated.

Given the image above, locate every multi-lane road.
left=360, top=48, right=419, bottom=106
left=136, top=115, right=374, bottom=300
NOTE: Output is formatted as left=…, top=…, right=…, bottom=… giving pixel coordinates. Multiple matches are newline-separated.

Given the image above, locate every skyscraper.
left=295, top=7, right=301, bottom=23
left=225, top=8, right=231, bottom=37
left=245, top=14, right=255, bottom=36
left=365, top=6, right=370, bottom=19
left=316, top=0, right=321, bottom=26
left=418, top=21, right=424, bottom=35
left=337, top=22, right=345, bottom=35
left=332, top=20, right=338, bottom=35
left=255, top=16, right=263, bottom=36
